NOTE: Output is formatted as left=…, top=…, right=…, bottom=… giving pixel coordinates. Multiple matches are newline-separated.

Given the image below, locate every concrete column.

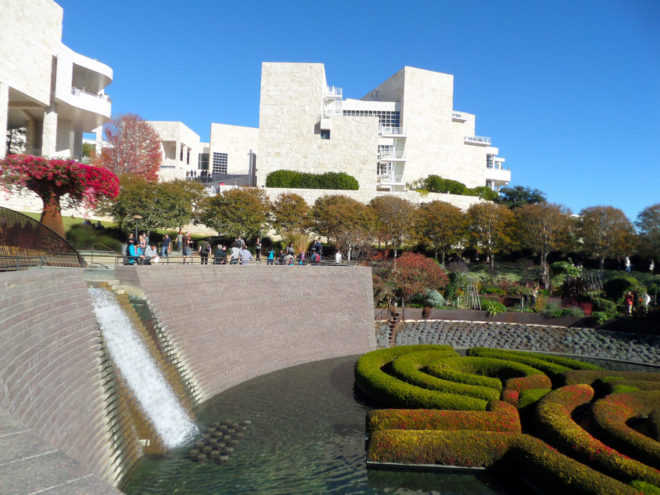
left=41, top=105, right=58, bottom=157
left=0, top=82, right=8, bottom=158
left=25, top=117, right=37, bottom=155
left=94, top=125, right=103, bottom=157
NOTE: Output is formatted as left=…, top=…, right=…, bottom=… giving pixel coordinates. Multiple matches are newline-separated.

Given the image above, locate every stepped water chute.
left=89, top=287, right=198, bottom=449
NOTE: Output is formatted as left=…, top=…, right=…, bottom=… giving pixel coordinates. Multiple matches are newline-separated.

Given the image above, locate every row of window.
left=212, top=152, right=228, bottom=174
left=342, top=110, right=400, bottom=127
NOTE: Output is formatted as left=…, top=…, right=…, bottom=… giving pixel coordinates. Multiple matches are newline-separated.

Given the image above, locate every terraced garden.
left=355, top=346, right=660, bottom=495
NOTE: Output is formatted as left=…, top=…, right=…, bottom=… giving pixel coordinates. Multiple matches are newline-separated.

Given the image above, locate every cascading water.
left=89, top=287, right=198, bottom=449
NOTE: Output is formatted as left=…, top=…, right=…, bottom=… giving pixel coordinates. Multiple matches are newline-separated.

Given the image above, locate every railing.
left=377, top=174, right=404, bottom=185
left=452, top=112, right=467, bottom=121
left=0, top=254, right=83, bottom=270
left=379, top=126, right=406, bottom=136
left=71, top=87, right=110, bottom=101
left=464, top=135, right=491, bottom=145
left=324, top=86, right=342, bottom=98
left=378, top=150, right=406, bottom=160
left=114, top=252, right=355, bottom=267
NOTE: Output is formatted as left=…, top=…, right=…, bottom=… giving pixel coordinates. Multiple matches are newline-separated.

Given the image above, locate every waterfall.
left=88, top=287, right=198, bottom=449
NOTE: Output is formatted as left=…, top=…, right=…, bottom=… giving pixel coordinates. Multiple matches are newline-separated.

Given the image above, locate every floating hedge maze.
left=355, top=346, right=660, bottom=495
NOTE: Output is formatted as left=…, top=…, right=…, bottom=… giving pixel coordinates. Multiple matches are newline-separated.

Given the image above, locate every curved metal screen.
left=0, top=207, right=86, bottom=268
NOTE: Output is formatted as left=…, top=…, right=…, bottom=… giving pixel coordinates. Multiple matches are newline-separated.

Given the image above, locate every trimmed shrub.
left=265, top=169, right=359, bottom=190
left=390, top=351, right=501, bottom=402
left=604, top=276, right=639, bottom=301
left=591, top=391, right=660, bottom=470
left=535, top=384, right=660, bottom=486
left=518, top=388, right=551, bottom=409
left=504, top=374, right=552, bottom=393
left=354, top=346, right=489, bottom=410
left=563, top=370, right=660, bottom=387
left=368, top=430, right=639, bottom=494
left=367, top=400, right=521, bottom=433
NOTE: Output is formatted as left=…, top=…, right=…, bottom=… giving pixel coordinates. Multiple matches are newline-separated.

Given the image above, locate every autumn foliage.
left=94, top=114, right=162, bottom=181
left=0, top=154, right=119, bottom=236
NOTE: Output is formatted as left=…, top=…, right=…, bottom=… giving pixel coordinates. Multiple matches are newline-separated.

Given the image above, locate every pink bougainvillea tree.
left=0, top=154, right=119, bottom=237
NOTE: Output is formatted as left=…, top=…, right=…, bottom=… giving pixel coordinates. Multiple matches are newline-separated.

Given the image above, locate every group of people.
left=126, top=231, right=345, bottom=267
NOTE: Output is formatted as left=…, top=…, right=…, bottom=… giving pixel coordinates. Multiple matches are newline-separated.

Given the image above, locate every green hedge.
left=504, top=374, right=552, bottom=393
left=265, top=169, right=359, bottom=190
left=368, top=430, right=638, bottom=494
left=426, top=356, right=544, bottom=384
left=467, top=348, right=600, bottom=385
left=367, top=401, right=521, bottom=433
left=354, top=346, right=489, bottom=410
left=535, top=384, right=660, bottom=486
left=564, top=370, right=660, bottom=387
left=604, top=276, right=639, bottom=301
left=591, top=391, right=660, bottom=470
left=390, top=352, right=501, bottom=402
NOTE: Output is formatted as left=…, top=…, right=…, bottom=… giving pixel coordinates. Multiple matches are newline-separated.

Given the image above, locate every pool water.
left=121, top=355, right=530, bottom=494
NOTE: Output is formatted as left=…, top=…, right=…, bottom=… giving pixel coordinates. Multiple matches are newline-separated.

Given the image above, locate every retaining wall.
left=0, top=268, right=120, bottom=491
left=127, top=264, right=376, bottom=402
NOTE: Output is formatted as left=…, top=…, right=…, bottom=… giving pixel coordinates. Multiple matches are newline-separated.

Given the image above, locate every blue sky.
left=57, top=0, right=659, bottom=223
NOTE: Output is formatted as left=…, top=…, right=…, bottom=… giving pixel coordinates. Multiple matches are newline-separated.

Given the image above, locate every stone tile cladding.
left=131, top=264, right=377, bottom=402
left=0, top=268, right=117, bottom=486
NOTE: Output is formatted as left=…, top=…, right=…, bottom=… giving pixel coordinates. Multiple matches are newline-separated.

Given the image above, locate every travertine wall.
left=0, top=268, right=117, bottom=486
left=258, top=63, right=377, bottom=190
left=209, top=123, right=259, bottom=175
left=263, top=187, right=485, bottom=211
left=131, top=265, right=377, bottom=402
left=0, top=0, right=62, bottom=106
left=149, top=121, right=201, bottom=181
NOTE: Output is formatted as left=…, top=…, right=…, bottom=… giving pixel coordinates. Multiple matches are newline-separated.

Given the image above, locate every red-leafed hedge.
left=535, top=384, right=660, bottom=486
left=367, top=400, right=521, bottom=433
left=591, top=391, right=660, bottom=470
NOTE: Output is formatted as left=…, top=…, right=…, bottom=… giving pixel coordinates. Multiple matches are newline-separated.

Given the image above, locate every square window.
left=321, top=130, right=330, bottom=140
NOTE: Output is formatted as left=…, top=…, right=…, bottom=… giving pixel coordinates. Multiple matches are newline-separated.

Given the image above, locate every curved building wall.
left=0, top=268, right=118, bottom=486
left=129, top=265, right=376, bottom=402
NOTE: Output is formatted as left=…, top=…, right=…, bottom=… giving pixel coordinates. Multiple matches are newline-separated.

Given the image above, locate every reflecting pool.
left=122, top=355, right=527, bottom=494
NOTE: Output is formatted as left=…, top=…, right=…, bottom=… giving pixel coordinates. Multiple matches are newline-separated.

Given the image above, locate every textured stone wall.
left=131, top=265, right=377, bottom=402
left=0, top=268, right=118, bottom=486
left=0, top=0, right=62, bottom=106
left=257, top=62, right=377, bottom=190
left=209, top=123, right=259, bottom=175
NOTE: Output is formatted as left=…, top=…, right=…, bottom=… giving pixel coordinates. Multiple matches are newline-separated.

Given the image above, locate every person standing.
left=255, top=237, right=262, bottom=262
left=624, top=291, right=634, bottom=315
left=267, top=248, right=275, bottom=265
left=650, top=259, right=655, bottom=274
left=161, top=234, right=171, bottom=260
left=198, top=239, right=211, bottom=265
left=176, top=229, right=183, bottom=253
left=625, top=256, right=631, bottom=272
left=335, top=250, right=342, bottom=264
left=182, top=232, right=192, bottom=264
left=314, top=237, right=323, bottom=259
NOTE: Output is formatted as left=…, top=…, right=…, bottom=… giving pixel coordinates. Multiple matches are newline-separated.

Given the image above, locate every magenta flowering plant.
left=0, top=154, right=119, bottom=236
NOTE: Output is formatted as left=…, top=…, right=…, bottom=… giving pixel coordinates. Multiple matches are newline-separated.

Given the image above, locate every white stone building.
left=0, top=0, right=113, bottom=160
left=147, top=121, right=205, bottom=181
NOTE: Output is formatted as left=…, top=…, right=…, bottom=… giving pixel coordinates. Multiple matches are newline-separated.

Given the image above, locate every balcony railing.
left=377, top=173, right=404, bottom=185
left=464, top=135, right=491, bottom=145
left=71, top=87, right=110, bottom=101
left=324, top=85, right=342, bottom=98
left=377, top=150, right=406, bottom=161
left=452, top=112, right=467, bottom=121
left=379, top=125, right=406, bottom=136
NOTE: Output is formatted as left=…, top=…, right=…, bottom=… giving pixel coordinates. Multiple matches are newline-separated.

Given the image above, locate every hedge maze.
left=355, top=346, right=660, bottom=495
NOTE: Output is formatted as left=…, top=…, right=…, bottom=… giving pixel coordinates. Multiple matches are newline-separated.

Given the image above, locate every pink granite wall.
left=0, top=268, right=116, bottom=484
left=129, top=265, right=376, bottom=402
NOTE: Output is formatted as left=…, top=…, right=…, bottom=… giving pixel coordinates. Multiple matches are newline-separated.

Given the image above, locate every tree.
left=313, top=195, right=374, bottom=262
left=496, top=185, right=546, bottom=209
left=414, top=200, right=467, bottom=265
left=94, top=114, right=162, bottom=181
left=636, top=203, right=660, bottom=262
left=514, top=203, right=572, bottom=288
left=390, top=252, right=449, bottom=307
left=579, top=206, right=636, bottom=271
left=198, top=187, right=269, bottom=239
left=106, top=176, right=206, bottom=234
left=0, top=154, right=119, bottom=237
left=369, top=196, right=416, bottom=258
left=467, top=202, right=515, bottom=272
left=270, top=192, right=311, bottom=235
